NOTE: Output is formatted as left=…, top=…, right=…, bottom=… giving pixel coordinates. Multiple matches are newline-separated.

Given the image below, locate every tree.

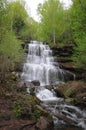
left=20, top=16, right=39, bottom=42
left=0, top=0, right=8, bottom=43
left=0, top=0, right=39, bottom=82
left=0, top=0, right=26, bottom=82
left=37, top=0, right=67, bottom=45
left=70, top=0, right=86, bottom=68
left=7, top=0, right=27, bottom=35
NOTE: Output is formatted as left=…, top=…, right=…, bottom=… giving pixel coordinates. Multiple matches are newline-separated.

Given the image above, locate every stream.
left=22, top=41, right=86, bottom=130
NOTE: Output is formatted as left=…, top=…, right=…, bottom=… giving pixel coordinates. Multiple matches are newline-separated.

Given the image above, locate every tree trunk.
left=53, top=30, right=56, bottom=45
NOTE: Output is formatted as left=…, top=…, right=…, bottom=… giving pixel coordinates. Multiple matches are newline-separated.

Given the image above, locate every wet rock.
left=52, top=111, right=77, bottom=125
left=25, top=81, right=39, bottom=95
left=55, top=88, right=65, bottom=98
left=25, top=81, right=34, bottom=88
left=31, top=80, right=40, bottom=86
left=61, top=63, right=86, bottom=80
left=63, top=70, right=75, bottom=81
left=56, top=57, right=72, bottom=63
left=25, top=80, right=40, bottom=88
left=45, top=85, right=53, bottom=90
left=36, top=116, right=53, bottom=130
left=29, top=87, right=36, bottom=96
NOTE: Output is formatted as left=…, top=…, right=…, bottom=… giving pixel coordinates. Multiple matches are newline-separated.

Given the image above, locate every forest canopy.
left=37, top=0, right=86, bottom=68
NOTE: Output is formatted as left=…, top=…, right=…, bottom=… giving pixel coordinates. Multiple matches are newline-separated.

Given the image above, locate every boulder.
left=17, top=80, right=26, bottom=92
left=25, top=80, right=40, bottom=88
left=36, top=116, right=53, bottom=130
left=25, top=81, right=35, bottom=88
left=25, top=81, right=39, bottom=95
left=31, top=80, right=40, bottom=86
left=55, top=88, right=65, bottom=98
left=45, top=85, right=53, bottom=90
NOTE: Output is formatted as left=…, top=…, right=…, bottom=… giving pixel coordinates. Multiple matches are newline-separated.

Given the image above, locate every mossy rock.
left=61, top=81, right=86, bottom=98
left=64, top=86, right=78, bottom=98
left=65, top=98, right=77, bottom=104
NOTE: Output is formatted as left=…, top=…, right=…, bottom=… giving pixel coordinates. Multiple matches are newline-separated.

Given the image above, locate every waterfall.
left=22, top=41, right=86, bottom=130
left=22, top=41, right=64, bottom=86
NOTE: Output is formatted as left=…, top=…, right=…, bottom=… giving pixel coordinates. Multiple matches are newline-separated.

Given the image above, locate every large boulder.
left=36, top=116, right=53, bottom=130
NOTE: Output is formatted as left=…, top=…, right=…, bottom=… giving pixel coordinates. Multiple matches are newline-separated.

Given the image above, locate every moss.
left=33, top=109, right=42, bottom=119
left=65, top=98, right=77, bottom=104
left=64, top=87, right=76, bottom=97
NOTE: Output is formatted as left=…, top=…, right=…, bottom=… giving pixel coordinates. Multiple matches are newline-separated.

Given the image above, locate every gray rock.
left=17, top=80, right=26, bottom=92
left=31, top=80, right=40, bottom=86
left=36, top=116, right=53, bottom=130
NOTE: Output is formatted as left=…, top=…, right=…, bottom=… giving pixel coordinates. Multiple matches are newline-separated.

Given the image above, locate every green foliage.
left=0, top=31, right=24, bottom=82
left=20, top=17, right=39, bottom=41
left=72, top=39, right=86, bottom=68
left=70, top=0, right=86, bottom=68
left=0, top=0, right=39, bottom=82
left=7, top=0, right=27, bottom=34
left=33, top=109, right=41, bottom=119
left=37, top=0, right=68, bottom=45
left=13, top=98, right=30, bottom=118
left=37, top=0, right=86, bottom=68
left=13, top=106, right=21, bottom=117
left=0, top=31, right=23, bottom=61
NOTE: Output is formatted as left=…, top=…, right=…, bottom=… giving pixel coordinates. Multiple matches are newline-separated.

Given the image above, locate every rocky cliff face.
left=51, top=45, right=86, bottom=80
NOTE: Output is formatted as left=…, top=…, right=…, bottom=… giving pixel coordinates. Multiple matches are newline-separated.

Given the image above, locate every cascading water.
left=22, top=41, right=64, bottom=86
left=22, top=41, right=86, bottom=130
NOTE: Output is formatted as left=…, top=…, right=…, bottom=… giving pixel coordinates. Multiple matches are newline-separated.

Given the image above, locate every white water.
left=22, top=41, right=64, bottom=86
left=22, top=41, right=86, bottom=130
left=36, top=88, right=86, bottom=129
left=36, top=88, right=59, bottom=101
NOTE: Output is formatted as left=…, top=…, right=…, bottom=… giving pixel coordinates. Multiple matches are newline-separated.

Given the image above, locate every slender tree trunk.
left=11, top=11, right=13, bottom=32
left=11, top=20, right=13, bottom=32
left=53, top=30, right=56, bottom=44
